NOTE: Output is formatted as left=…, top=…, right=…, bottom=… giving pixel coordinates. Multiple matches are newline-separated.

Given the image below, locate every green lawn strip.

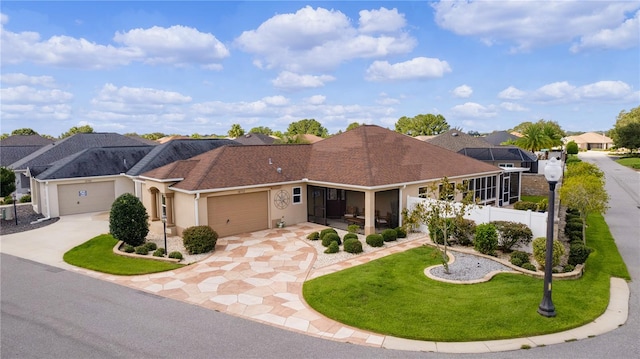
left=615, top=157, right=640, bottom=170
left=303, top=213, right=629, bottom=342
left=63, top=234, right=184, bottom=275
left=521, top=195, right=546, bottom=203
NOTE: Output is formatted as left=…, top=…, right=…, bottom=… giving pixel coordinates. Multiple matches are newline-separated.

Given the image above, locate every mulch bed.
left=0, top=205, right=59, bottom=236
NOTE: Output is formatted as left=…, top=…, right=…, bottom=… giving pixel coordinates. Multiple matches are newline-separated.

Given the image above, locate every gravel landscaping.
left=0, top=204, right=59, bottom=236
left=428, top=251, right=515, bottom=281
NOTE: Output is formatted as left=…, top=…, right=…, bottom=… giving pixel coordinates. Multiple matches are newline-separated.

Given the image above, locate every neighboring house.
left=565, top=132, right=613, bottom=150
left=231, top=133, right=277, bottom=145
left=29, top=146, right=154, bottom=217
left=157, top=135, right=190, bottom=144
left=483, top=131, right=520, bottom=146
left=424, top=129, right=493, bottom=153
left=9, top=133, right=156, bottom=213
left=139, top=125, right=504, bottom=238
left=0, top=135, right=55, bottom=195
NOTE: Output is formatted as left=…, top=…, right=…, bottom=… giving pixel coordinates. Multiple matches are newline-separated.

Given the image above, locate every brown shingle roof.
left=142, top=125, right=501, bottom=192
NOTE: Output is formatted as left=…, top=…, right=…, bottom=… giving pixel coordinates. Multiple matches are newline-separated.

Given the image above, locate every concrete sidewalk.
left=0, top=213, right=630, bottom=354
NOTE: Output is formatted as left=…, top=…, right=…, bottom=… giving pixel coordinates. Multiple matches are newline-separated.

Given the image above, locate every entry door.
left=502, top=177, right=510, bottom=204
left=307, top=187, right=326, bottom=225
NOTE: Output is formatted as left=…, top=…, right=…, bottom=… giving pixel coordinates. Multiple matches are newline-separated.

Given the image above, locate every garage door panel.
left=207, top=192, right=268, bottom=237
left=58, top=182, right=115, bottom=216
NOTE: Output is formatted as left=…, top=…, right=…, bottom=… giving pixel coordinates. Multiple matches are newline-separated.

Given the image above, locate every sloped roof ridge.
left=190, top=146, right=228, bottom=190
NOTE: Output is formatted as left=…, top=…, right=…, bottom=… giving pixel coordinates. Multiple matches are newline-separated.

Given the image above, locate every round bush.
left=522, top=262, right=537, bottom=271
left=168, top=251, right=183, bottom=260
left=344, top=238, right=363, bottom=254
left=564, top=222, right=583, bottom=233
left=19, top=194, right=31, bottom=203
left=135, top=246, right=149, bottom=255
left=347, top=224, right=360, bottom=234
left=532, top=237, right=565, bottom=269
left=319, top=228, right=337, bottom=239
left=123, top=244, right=135, bottom=253
left=366, top=234, right=384, bottom=247
left=324, top=241, right=339, bottom=254
left=153, top=248, right=165, bottom=257
left=322, top=233, right=341, bottom=247
left=510, top=257, right=523, bottom=267
left=144, top=242, right=157, bottom=251
left=474, top=223, right=498, bottom=256
left=563, top=264, right=575, bottom=272
left=183, top=225, right=218, bottom=254
left=343, top=233, right=358, bottom=241
left=109, top=193, right=149, bottom=247
left=510, top=251, right=530, bottom=265
left=394, top=227, right=407, bottom=238
left=568, top=243, right=593, bottom=266
left=306, top=232, right=320, bottom=240
left=3, top=196, right=13, bottom=205
left=381, top=228, right=397, bottom=242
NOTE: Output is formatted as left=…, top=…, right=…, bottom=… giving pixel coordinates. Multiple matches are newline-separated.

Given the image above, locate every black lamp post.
left=538, top=157, right=562, bottom=317
left=162, top=214, right=167, bottom=257
left=13, top=193, right=18, bottom=225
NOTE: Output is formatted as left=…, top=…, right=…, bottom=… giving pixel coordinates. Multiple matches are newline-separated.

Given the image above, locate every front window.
left=292, top=187, right=302, bottom=204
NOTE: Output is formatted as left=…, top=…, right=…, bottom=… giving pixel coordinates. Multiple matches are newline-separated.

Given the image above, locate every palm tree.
left=515, top=122, right=550, bottom=152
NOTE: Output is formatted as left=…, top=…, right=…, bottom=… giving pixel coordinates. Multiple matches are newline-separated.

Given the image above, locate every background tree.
left=0, top=167, right=16, bottom=197
left=0, top=134, right=8, bottom=140
left=286, top=119, right=328, bottom=138
left=395, top=114, right=450, bottom=136
left=227, top=123, right=245, bottom=138
left=514, top=120, right=564, bottom=152
left=613, top=122, right=640, bottom=152
left=467, top=130, right=481, bottom=137
left=248, top=126, right=273, bottom=135
left=109, top=193, right=149, bottom=247
left=346, top=122, right=362, bottom=131
left=60, top=125, right=94, bottom=138
left=11, top=128, right=38, bottom=136
left=566, top=140, right=579, bottom=155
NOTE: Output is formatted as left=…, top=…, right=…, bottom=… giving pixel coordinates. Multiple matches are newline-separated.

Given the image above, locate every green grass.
left=521, top=195, right=546, bottom=203
left=64, top=234, right=184, bottom=275
left=615, top=157, right=640, bottom=170
left=303, top=212, right=630, bottom=342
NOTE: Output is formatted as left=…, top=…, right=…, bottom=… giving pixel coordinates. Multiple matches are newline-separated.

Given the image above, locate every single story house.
left=139, top=125, right=504, bottom=237
left=564, top=132, right=614, bottom=150
left=0, top=134, right=55, bottom=195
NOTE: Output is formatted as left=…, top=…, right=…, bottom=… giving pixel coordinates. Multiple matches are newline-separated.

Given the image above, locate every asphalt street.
left=1, top=151, right=638, bottom=358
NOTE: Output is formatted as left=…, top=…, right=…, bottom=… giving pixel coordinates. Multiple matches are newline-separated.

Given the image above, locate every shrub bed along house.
left=344, top=238, right=363, bottom=254
left=322, top=232, right=341, bottom=247
left=381, top=228, right=397, bottom=242
left=324, top=241, right=340, bottom=254
left=366, top=234, right=384, bottom=247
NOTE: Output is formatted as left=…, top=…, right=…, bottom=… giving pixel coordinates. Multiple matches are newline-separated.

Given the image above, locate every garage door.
left=58, top=181, right=115, bottom=216
left=207, top=192, right=268, bottom=237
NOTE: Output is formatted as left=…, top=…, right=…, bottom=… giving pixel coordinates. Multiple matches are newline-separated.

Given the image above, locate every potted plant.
left=277, top=216, right=286, bottom=228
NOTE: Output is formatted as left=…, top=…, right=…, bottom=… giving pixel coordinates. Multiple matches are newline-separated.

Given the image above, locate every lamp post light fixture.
left=162, top=214, right=167, bottom=257
left=538, top=157, right=563, bottom=317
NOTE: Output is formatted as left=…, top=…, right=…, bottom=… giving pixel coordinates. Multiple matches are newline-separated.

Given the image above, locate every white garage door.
left=207, top=192, right=268, bottom=237
left=58, top=181, right=115, bottom=216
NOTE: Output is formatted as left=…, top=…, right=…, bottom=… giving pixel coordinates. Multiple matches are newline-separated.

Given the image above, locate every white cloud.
left=532, top=81, right=579, bottom=103
left=451, top=102, right=498, bottom=118
left=0, top=85, right=73, bottom=104
left=1, top=73, right=57, bottom=87
left=452, top=84, right=473, bottom=98
left=530, top=80, right=637, bottom=103
left=1, top=14, right=229, bottom=69
left=271, top=71, right=335, bottom=91
left=500, top=102, right=529, bottom=112
left=577, top=81, right=634, bottom=100
left=358, top=7, right=406, bottom=33
left=498, top=86, right=527, bottom=100
left=306, top=95, right=326, bottom=105
left=92, top=83, right=192, bottom=106
left=365, top=57, right=452, bottom=81
left=432, top=0, right=640, bottom=52
left=235, top=6, right=416, bottom=72
left=571, top=10, right=640, bottom=52
left=262, top=95, right=289, bottom=106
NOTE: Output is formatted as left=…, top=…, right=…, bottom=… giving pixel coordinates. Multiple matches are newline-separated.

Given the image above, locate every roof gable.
left=0, top=134, right=54, bottom=147
left=425, top=129, right=493, bottom=152
left=483, top=131, right=520, bottom=146
left=232, top=133, right=277, bottom=145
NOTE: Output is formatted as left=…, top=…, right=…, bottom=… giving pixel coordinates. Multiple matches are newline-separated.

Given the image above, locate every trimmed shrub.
left=123, top=244, right=135, bottom=253
left=153, top=248, right=165, bottom=257
left=564, top=221, right=583, bottom=233
left=109, top=193, right=149, bottom=247
left=324, top=241, right=339, bottom=254
left=19, top=194, right=31, bottom=203
left=394, top=227, right=407, bottom=238
left=381, top=228, right=397, bottom=242
left=135, top=246, right=149, bottom=255
left=563, top=264, right=575, bottom=273
left=565, top=156, right=581, bottom=165
left=567, top=232, right=583, bottom=244
left=428, top=218, right=454, bottom=245
left=513, top=201, right=538, bottom=211
left=183, top=225, right=218, bottom=254
left=492, top=221, right=533, bottom=252
left=474, top=223, right=498, bottom=256
left=343, top=238, right=363, bottom=254
left=522, top=262, right=537, bottom=271
left=566, top=207, right=580, bottom=216
left=451, top=218, right=476, bottom=246
left=168, top=251, right=183, bottom=260
left=343, top=233, right=358, bottom=241
left=306, top=232, right=320, bottom=240
left=536, top=198, right=548, bottom=212
left=532, top=237, right=565, bottom=269
left=322, top=233, right=341, bottom=247
left=568, top=243, right=593, bottom=266
left=347, top=224, right=360, bottom=233
left=320, top=228, right=338, bottom=240
left=3, top=196, right=13, bottom=205
left=510, top=251, right=530, bottom=266
left=366, top=234, right=384, bottom=247
left=144, top=242, right=158, bottom=251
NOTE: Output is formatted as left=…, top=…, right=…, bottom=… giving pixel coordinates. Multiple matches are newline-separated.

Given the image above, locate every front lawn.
left=303, top=213, right=629, bottom=342
left=521, top=195, right=546, bottom=203
left=615, top=156, right=640, bottom=170
left=64, top=234, right=184, bottom=275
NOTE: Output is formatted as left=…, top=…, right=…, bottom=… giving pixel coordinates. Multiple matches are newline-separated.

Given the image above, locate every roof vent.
left=277, top=167, right=282, bottom=174
left=452, top=132, right=459, bottom=137
left=245, top=134, right=252, bottom=138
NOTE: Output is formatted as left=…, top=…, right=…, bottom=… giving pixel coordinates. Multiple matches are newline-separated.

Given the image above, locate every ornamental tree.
left=0, top=167, right=16, bottom=197
left=560, top=175, right=609, bottom=243
left=109, top=193, right=149, bottom=247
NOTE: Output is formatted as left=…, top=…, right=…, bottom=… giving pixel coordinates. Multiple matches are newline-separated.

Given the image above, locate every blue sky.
left=1, top=1, right=639, bottom=137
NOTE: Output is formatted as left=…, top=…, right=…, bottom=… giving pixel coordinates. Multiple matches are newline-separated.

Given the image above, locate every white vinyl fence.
left=405, top=196, right=548, bottom=239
